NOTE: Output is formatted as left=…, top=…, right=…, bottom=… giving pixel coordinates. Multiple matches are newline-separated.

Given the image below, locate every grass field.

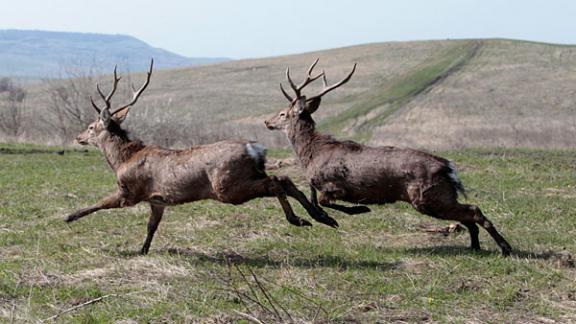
left=1, top=144, right=576, bottom=322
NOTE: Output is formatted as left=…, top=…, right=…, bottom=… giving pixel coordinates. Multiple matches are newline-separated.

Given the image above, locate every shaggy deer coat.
left=65, top=61, right=337, bottom=254
left=265, top=60, right=512, bottom=256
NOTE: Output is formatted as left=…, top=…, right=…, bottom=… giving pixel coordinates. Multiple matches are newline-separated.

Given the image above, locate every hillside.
left=0, top=30, right=228, bottom=78
left=16, top=39, right=576, bottom=149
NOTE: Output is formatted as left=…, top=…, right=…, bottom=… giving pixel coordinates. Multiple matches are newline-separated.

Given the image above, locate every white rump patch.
left=447, top=161, right=460, bottom=183
left=246, top=142, right=267, bottom=163
left=447, top=160, right=467, bottom=198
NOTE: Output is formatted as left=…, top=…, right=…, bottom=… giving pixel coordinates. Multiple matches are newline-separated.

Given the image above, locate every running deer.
left=65, top=60, right=338, bottom=255
left=265, top=59, right=512, bottom=256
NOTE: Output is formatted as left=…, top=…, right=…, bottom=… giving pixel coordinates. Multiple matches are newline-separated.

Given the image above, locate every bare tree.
left=42, top=66, right=102, bottom=145
left=0, top=78, right=27, bottom=138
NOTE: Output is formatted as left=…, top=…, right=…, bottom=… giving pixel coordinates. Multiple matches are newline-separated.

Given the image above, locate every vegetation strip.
left=321, top=40, right=482, bottom=141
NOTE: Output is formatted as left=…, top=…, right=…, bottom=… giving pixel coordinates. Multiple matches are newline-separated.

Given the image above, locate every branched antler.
left=111, top=59, right=154, bottom=115
left=306, top=63, right=356, bottom=102
left=280, top=59, right=356, bottom=103
left=90, top=66, right=121, bottom=113
left=281, top=58, right=323, bottom=102
left=90, top=59, right=153, bottom=115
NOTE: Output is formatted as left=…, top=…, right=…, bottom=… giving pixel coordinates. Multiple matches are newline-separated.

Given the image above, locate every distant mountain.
left=0, top=29, right=229, bottom=78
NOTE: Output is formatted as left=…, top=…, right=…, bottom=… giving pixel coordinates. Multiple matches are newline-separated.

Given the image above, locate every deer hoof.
left=501, top=244, right=512, bottom=257
left=288, top=217, right=312, bottom=227
left=65, top=214, right=78, bottom=222
left=323, top=216, right=339, bottom=228
left=300, top=219, right=313, bottom=227
left=348, top=206, right=371, bottom=214
left=312, top=208, right=339, bottom=228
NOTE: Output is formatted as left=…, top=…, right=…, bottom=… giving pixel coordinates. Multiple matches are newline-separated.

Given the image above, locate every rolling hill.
left=17, top=39, right=576, bottom=149
left=0, top=30, right=228, bottom=78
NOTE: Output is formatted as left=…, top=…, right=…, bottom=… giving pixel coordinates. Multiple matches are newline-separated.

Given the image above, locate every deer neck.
left=98, top=131, right=144, bottom=172
left=287, top=115, right=322, bottom=168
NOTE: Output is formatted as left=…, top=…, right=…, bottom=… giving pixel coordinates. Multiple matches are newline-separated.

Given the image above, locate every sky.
left=1, top=0, right=575, bottom=59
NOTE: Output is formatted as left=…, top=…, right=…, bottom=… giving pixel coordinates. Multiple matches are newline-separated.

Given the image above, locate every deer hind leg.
left=450, top=204, right=511, bottom=256
left=141, top=204, right=165, bottom=255
left=461, top=221, right=480, bottom=251
left=230, top=176, right=312, bottom=226
left=408, top=184, right=511, bottom=256
left=65, top=191, right=126, bottom=223
left=467, top=204, right=512, bottom=256
left=274, top=177, right=338, bottom=228
left=415, top=202, right=512, bottom=256
left=212, top=174, right=311, bottom=227
left=264, top=176, right=312, bottom=227
left=310, top=185, right=371, bottom=215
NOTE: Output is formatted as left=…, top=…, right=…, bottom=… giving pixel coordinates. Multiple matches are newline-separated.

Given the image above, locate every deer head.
left=265, top=59, right=356, bottom=131
left=76, top=60, right=154, bottom=147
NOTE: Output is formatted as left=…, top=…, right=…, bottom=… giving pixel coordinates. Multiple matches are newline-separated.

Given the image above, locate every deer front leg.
left=65, top=191, right=126, bottom=223
left=141, top=204, right=165, bottom=255
left=310, top=185, right=371, bottom=215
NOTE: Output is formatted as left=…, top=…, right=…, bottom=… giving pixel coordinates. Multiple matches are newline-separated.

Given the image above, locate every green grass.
left=1, top=144, right=576, bottom=322
left=320, top=40, right=481, bottom=141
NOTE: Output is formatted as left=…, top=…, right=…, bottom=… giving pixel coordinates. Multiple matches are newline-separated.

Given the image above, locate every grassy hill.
left=16, top=38, right=576, bottom=149
left=369, top=39, right=576, bottom=150
left=0, top=30, right=228, bottom=78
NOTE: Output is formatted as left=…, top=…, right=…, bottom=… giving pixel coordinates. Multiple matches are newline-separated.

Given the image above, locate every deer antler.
left=90, top=96, right=102, bottom=114
left=306, top=63, right=356, bottom=102
left=281, top=58, right=323, bottom=102
left=91, top=66, right=121, bottom=113
left=111, top=59, right=154, bottom=115
left=90, top=59, right=154, bottom=115
left=280, top=59, right=356, bottom=103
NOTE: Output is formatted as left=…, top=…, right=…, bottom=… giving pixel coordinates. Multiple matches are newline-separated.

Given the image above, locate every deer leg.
left=274, top=177, right=338, bottom=228
left=319, top=202, right=372, bottom=215
left=468, top=205, right=512, bottom=256
left=423, top=202, right=512, bottom=256
left=141, top=204, right=165, bottom=255
left=461, top=221, right=480, bottom=250
left=310, top=185, right=319, bottom=206
left=311, top=186, right=371, bottom=215
left=65, top=192, right=125, bottom=223
left=267, top=177, right=312, bottom=227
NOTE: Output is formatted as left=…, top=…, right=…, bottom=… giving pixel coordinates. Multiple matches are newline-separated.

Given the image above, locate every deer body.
left=266, top=59, right=512, bottom=256
left=105, top=140, right=269, bottom=206
left=66, top=60, right=338, bottom=255
left=300, top=141, right=456, bottom=206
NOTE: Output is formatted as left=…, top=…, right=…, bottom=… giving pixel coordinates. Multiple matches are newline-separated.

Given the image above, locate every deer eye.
left=280, top=113, right=286, bottom=117
left=88, top=125, right=94, bottom=130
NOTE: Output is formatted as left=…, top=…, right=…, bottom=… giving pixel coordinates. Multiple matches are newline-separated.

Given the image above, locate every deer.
left=64, top=60, right=339, bottom=255
left=265, top=59, right=512, bottom=256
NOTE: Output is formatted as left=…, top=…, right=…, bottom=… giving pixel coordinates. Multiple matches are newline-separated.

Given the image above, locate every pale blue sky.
left=2, top=0, right=575, bottom=58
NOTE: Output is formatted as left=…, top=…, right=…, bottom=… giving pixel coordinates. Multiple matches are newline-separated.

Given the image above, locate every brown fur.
left=65, top=65, right=338, bottom=255
left=266, top=63, right=512, bottom=256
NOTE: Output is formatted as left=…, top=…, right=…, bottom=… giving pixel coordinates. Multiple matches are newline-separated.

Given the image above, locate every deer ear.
left=99, top=108, right=111, bottom=128
left=295, top=96, right=307, bottom=115
left=112, top=106, right=130, bottom=124
left=305, top=97, right=321, bottom=114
